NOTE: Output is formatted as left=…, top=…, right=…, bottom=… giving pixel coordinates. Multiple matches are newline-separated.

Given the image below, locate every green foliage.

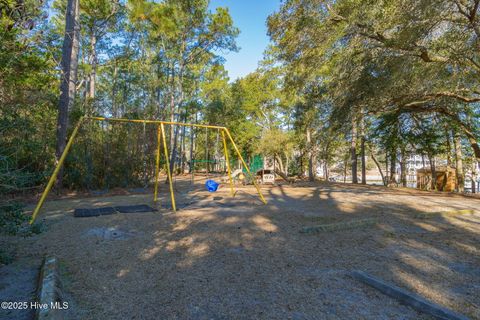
left=256, top=128, right=294, bottom=158
left=1, top=0, right=58, bottom=195
left=1, top=0, right=478, bottom=198
left=0, top=202, right=28, bottom=235
left=267, top=0, right=480, bottom=182
left=0, top=202, right=46, bottom=236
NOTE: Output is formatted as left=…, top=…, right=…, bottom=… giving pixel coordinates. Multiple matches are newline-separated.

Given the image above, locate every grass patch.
left=414, top=209, right=474, bottom=219
left=300, top=218, right=378, bottom=234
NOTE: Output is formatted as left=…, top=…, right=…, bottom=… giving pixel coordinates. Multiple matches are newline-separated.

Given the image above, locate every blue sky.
left=209, top=0, right=281, bottom=81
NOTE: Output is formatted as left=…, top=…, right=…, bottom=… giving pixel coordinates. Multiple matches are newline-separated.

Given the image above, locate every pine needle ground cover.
left=2, top=179, right=479, bottom=319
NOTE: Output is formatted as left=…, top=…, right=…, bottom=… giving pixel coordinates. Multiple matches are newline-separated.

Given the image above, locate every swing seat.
left=206, top=179, right=219, bottom=192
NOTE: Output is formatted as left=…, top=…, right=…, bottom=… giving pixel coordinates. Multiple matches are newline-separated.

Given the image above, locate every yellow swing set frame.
left=29, top=116, right=267, bottom=224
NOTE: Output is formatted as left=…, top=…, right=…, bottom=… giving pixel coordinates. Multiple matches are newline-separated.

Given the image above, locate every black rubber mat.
left=74, top=208, right=100, bottom=217
left=74, top=205, right=156, bottom=217
left=97, top=207, right=117, bottom=215
left=74, top=207, right=117, bottom=217
left=114, top=205, right=157, bottom=213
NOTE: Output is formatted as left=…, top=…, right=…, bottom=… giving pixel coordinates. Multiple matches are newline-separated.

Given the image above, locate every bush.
left=0, top=201, right=46, bottom=236
left=0, top=202, right=29, bottom=235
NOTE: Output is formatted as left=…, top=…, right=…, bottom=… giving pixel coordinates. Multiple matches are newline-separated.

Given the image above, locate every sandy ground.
left=1, top=178, right=480, bottom=319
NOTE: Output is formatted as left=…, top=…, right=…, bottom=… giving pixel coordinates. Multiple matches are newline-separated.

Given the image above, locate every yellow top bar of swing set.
left=87, top=116, right=227, bottom=130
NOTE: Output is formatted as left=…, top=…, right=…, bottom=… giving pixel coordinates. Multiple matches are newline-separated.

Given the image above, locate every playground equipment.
left=205, top=179, right=220, bottom=192
left=29, top=116, right=267, bottom=224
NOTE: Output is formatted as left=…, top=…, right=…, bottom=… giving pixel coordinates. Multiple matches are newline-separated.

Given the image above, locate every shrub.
left=0, top=202, right=29, bottom=235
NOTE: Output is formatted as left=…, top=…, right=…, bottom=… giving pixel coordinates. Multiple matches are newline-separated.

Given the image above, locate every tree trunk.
left=323, top=141, right=330, bottom=180
left=88, top=30, right=97, bottom=101
left=111, top=63, right=118, bottom=117
left=389, top=150, right=396, bottom=186
left=400, top=148, right=407, bottom=187
left=205, top=127, right=209, bottom=174
left=323, top=159, right=329, bottom=180
left=446, top=112, right=480, bottom=164
left=169, top=64, right=185, bottom=176
left=168, top=124, right=181, bottom=178
left=274, top=154, right=285, bottom=174
left=169, top=67, right=175, bottom=152
left=385, top=154, right=389, bottom=184
left=429, top=155, right=437, bottom=190
left=472, top=156, right=477, bottom=194
left=453, top=131, right=464, bottom=193
left=274, top=168, right=292, bottom=183
left=360, top=110, right=366, bottom=184
left=285, top=153, right=289, bottom=176
left=351, top=116, right=358, bottom=184
left=180, top=124, right=186, bottom=173
left=306, top=127, right=315, bottom=181
left=445, top=127, right=452, bottom=166
left=214, top=130, right=220, bottom=171
left=189, top=112, right=196, bottom=173
left=369, top=148, right=385, bottom=186
left=299, top=153, right=304, bottom=178
left=55, top=0, right=80, bottom=189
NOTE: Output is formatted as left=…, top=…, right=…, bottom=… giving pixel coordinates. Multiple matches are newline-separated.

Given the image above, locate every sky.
left=209, top=0, right=281, bottom=81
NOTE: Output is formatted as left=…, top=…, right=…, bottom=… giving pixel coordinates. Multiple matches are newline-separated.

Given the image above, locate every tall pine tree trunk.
left=189, top=112, right=196, bottom=173
left=56, top=0, right=80, bottom=188
left=111, top=63, right=118, bottom=117
left=454, top=131, right=464, bottom=192
left=88, top=30, right=97, bottom=102
left=168, top=64, right=184, bottom=177
left=351, top=116, right=358, bottom=184
left=306, top=127, right=315, bottom=181
left=360, top=110, right=366, bottom=184
left=169, top=66, right=175, bottom=152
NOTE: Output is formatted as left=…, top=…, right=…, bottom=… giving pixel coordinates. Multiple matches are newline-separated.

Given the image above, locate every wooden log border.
left=351, top=270, right=470, bottom=320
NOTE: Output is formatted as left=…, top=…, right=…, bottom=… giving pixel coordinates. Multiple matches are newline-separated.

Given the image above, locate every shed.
left=416, top=166, right=457, bottom=192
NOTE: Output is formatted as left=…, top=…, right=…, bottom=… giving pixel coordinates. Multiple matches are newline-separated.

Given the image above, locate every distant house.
left=416, top=166, right=457, bottom=192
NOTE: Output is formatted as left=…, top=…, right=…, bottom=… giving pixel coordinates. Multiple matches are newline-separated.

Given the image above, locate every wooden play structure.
left=29, top=117, right=267, bottom=224
left=416, top=166, right=457, bottom=192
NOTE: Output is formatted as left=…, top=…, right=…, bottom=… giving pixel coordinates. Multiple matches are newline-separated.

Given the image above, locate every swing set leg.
left=160, top=124, right=177, bottom=212
left=29, top=117, right=85, bottom=224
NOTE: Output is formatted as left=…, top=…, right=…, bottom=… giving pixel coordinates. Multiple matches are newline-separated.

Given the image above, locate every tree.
left=129, top=0, right=239, bottom=176
left=56, top=0, right=81, bottom=187
left=80, top=0, right=121, bottom=104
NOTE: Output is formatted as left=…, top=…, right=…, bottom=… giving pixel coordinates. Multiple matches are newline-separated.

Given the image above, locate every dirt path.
left=2, top=181, right=479, bottom=319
